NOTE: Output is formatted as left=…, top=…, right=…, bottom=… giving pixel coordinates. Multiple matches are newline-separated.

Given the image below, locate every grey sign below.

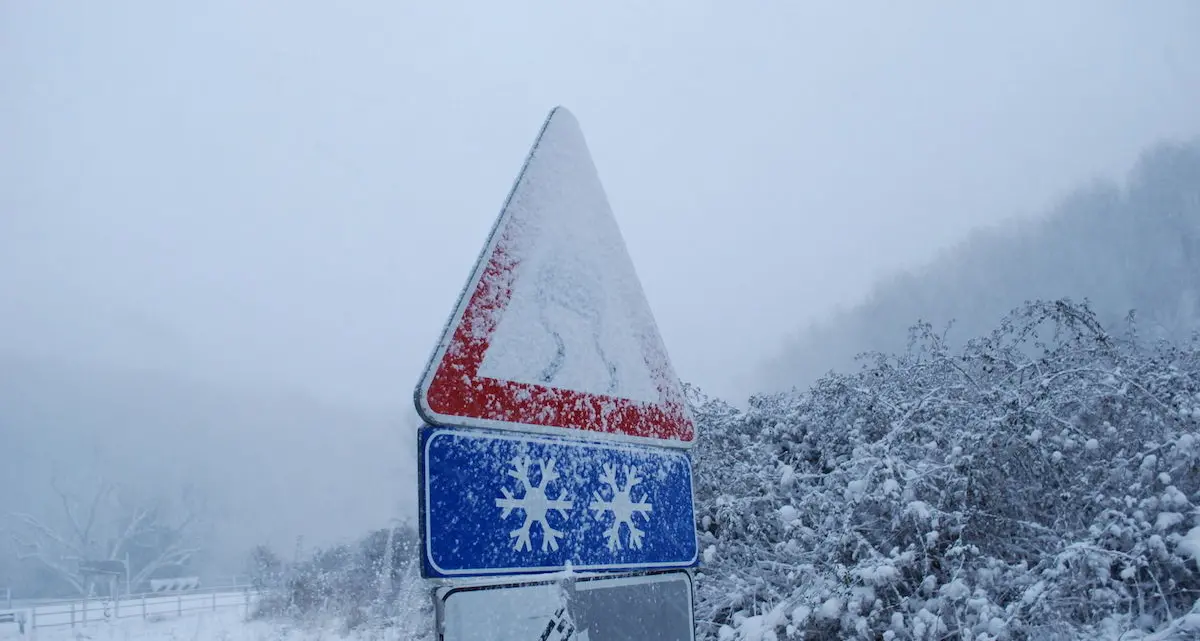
left=437, top=570, right=694, bottom=641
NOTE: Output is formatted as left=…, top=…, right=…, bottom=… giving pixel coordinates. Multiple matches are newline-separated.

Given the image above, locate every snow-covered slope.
left=693, top=299, right=1200, bottom=640
left=1, top=609, right=422, bottom=641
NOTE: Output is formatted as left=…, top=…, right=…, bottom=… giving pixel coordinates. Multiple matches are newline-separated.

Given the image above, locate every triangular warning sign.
left=415, top=106, right=694, bottom=447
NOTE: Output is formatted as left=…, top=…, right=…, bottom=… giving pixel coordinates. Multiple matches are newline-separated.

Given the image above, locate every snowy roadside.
left=0, top=608, right=430, bottom=641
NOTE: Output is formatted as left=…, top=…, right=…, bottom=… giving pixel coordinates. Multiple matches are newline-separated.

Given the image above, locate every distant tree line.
left=763, top=137, right=1200, bottom=394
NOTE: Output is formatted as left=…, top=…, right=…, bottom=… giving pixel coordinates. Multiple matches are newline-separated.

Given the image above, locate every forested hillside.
left=695, top=299, right=1200, bottom=640
left=761, top=138, right=1200, bottom=395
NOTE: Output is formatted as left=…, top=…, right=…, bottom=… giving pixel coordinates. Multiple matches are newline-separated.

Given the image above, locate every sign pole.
left=413, top=106, right=697, bottom=640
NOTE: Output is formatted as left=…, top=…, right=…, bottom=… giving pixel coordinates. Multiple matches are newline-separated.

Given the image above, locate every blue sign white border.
left=418, top=425, right=699, bottom=578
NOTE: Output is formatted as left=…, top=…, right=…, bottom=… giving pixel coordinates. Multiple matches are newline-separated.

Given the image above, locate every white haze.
left=1, top=1, right=1198, bottom=575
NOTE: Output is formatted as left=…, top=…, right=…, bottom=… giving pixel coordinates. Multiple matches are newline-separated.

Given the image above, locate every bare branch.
left=49, top=476, right=86, bottom=546
left=109, top=505, right=154, bottom=560
left=7, top=512, right=83, bottom=557
left=131, top=544, right=203, bottom=586
left=80, top=478, right=113, bottom=553
left=9, top=531, right=85, bottom=594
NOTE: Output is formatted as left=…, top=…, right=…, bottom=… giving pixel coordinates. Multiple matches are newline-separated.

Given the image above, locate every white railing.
left=0, top=585, right=260, bottom=634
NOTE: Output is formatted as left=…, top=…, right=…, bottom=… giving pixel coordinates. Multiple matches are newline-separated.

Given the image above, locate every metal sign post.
left=414, top=106, right=698, bottom=640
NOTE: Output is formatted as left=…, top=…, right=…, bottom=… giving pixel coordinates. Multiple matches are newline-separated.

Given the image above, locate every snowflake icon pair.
left=495, top=456, right=653, bottom=553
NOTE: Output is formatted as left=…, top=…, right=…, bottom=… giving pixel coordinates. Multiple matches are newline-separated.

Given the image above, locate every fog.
left=3, top=1, right=1199, bottom=585
left=761, top=136, right=1200, bottom=394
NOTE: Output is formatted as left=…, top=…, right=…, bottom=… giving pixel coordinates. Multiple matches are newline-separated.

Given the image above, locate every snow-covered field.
left=4, top=590, right=255, bottom=631
left=1, top=606, right=428, bottom=641
left=2, top=609, right=243, bottom=641
left=5, top=609, right=324, bottom=641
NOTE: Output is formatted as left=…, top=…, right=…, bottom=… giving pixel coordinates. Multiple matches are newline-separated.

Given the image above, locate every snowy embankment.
left=4, top=589, right=255, bottom=631
left=0, top=588, right=431, bottom=641
left=1, top=609, right=421, bottom=641
left=691, top=300, right=1200, bottom=640
left=1, top=610, right=240, bottom=641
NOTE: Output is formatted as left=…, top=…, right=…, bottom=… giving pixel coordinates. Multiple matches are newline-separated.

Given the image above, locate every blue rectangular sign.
left=419, top=425, right=697, bottom=578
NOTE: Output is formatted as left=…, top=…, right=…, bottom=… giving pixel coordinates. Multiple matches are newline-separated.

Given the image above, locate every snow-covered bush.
left=694, top=299, right=1200, bottom=640
left=249, top=524, right=428, bottom=633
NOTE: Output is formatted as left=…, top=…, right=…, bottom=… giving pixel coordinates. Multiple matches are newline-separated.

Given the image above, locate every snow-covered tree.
left=4, top=477, right=204, bottom=596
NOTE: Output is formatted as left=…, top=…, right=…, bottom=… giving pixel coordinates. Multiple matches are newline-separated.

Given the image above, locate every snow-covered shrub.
left=249, top=524, right=425, bottom=630
left=694, top=299, right=1200, bottom=640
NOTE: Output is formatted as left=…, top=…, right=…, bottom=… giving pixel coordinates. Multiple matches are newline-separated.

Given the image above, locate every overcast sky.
left=2, top=1, right=1198, bottom=411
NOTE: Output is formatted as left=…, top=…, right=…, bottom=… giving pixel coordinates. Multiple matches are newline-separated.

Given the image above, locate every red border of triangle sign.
left=414, top=106, right=695, bottom=448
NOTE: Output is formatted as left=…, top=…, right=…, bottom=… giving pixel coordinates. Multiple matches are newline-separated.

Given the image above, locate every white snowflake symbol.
left=495, top=456, right=574, bottom=552
left=589, top=463, right=653, bottom=551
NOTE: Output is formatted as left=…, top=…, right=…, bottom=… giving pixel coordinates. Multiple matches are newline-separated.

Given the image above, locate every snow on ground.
left=2, top=609, right=428, bottom=641
left=8, top=591, right=254, bottom=630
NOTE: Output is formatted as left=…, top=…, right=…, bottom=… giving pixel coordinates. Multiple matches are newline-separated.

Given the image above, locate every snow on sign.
left=418, top=426, right=697, bottom=578
left=414, top=106, right=694, bottom=448
left=437, top=570, right=695, bottom=641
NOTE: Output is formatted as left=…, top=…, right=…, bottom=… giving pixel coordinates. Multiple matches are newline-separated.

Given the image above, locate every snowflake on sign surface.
left=495, top=456, right=574, bottom=552
left=589, top=463, right=653, bottom=551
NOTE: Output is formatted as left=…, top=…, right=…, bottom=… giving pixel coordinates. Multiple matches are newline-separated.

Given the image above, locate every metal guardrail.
left=0, top=585, right=260, bottom=634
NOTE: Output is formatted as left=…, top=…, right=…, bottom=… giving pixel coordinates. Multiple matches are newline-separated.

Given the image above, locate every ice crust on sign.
left=440, top=572, right=695, bottom=641
left=475, top=110, right=663, bottom=404
left=418, top=106, right=693, bottom=443
left=442, top=581, right=567, bottom=640
left=422, top=428, right=697, bottom=576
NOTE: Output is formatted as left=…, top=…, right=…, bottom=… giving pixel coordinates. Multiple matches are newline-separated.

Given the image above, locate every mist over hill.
left=760, top=137, right=1200, bottom=394
left=0, top=354, right=416, bottom=595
